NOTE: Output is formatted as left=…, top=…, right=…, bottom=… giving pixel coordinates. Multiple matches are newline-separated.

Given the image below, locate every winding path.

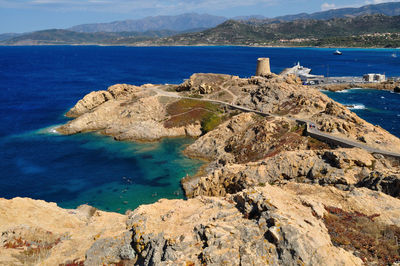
left=149, top=86, right=400, bottom=159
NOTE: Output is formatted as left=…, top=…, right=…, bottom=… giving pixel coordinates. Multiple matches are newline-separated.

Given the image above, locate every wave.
left=347, top=104, right=366, bottom=110
left=35, top=125, right=62, bottom=135
left=337, top=89, right=349, bottom=93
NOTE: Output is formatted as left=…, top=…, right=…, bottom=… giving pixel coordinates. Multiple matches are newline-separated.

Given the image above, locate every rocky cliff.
left=1, top=184, right=399, bottom=265
left=3, top=73, right=400, bottom=265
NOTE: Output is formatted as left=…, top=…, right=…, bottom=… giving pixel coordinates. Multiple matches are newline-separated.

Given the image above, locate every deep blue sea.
left=1, top=46, right=400, bottom=213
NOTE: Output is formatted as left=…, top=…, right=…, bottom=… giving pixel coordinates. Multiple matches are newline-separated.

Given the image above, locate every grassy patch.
left=3, top=229, right=63, bottom=265
left=164, top=99, right=225, bottom=133
left=290, top=124, right=306, bottom=134
left=228, top=119, right=307, bottom=163
left=307, top=137, right=331, bottom=150
left=324, top=206, right=400, bottom=265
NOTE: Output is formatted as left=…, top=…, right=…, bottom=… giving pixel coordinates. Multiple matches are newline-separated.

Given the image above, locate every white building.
left=363, top=73, right=386, bottom=82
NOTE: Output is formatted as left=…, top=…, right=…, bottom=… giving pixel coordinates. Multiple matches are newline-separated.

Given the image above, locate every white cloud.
left=365, top=0, right=400, bottom=4
left=321, top=2, right=336, bottom=11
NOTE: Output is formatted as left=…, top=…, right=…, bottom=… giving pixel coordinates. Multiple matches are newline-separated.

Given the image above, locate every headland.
left=1, top=60, right=400, bottom=265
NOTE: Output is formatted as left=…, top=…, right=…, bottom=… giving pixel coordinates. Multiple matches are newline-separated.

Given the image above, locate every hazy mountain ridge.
left=262, top=2, right=400, bottom=23
left=0, top=29, right=193, bottom=45
left=3, top=2, right=400, bottom=47
left=153, top=14, right=400, bottom=47
left=68, top=13, right=227, bottom=33
left=0, top=33, right=22, bottom=42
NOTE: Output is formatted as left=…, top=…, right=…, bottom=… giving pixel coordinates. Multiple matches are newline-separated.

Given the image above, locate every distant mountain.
left=154, top=14, right=400, bottom=47
left=267, top=2, right=400, bottom=22
left=0, top=33, right=22, bottom=42
left=68, top=13, right=227, bottom=33
left=232, top=15, right=267, bottom=20
left=0, top=29, right=182, bottom=45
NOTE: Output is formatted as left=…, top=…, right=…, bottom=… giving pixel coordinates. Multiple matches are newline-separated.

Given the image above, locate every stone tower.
left=255, top=58, right=271, bottom=76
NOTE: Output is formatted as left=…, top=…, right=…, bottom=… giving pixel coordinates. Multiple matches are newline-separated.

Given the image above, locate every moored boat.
left=333, top=49, right=342, bottom=55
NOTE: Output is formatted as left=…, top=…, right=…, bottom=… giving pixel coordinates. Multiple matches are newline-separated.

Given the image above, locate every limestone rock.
left=183, top=147, right=400, bottom=199
left=177, top=73, right=238, bottom=94
left=107, top=84, right=141, bottom=100
left=114, top=183, right=400, bottom=265
left=0, top=197, right=126, bottom=265
left=66, top=90, right=113, bottom=118
left=357, top=171, right=400, bottom=197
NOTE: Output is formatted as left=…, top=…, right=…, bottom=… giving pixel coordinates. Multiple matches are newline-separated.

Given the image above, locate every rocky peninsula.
left=316, top=79, right=400, bottom=93
left=2, top=71, right=400, bottom=265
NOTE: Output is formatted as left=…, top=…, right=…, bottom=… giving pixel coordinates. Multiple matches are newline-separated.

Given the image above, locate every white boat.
left=333, top=49, right=342, bottom=55
left=392, top=53, right=397, bottom=58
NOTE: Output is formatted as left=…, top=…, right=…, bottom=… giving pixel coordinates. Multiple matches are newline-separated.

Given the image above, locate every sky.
left=0, top=0, right=399, bottom=33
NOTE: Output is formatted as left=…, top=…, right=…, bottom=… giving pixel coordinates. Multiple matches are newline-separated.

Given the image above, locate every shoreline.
left=315, top=81, right=400, bottom=92
left=1, top=43, right=400, bottom=49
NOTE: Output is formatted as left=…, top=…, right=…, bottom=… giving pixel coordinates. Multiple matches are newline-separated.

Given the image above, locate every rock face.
left=0, top=198, right=126, bottom=265
left=57, top=84, right=204, bottom=141
left=2, top=184, right=399, bottom=265
left=317, top=80, right=400, bottom=92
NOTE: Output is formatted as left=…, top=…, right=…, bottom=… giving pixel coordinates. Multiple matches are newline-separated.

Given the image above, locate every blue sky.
left=0, top=0, right=398, bottom=33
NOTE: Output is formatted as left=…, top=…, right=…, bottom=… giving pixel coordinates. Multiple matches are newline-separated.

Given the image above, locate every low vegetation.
left=226, top=119, right=309, bottom=163
left=164, top=99, right=226, bottom=133
left=3, top=229, right=64, bottom=265
left=323, top=206, right=400, bottom=265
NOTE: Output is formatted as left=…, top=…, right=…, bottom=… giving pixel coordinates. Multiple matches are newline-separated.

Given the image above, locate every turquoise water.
left=2, top=129, right=202, bottom=212
left=1, top=46, right=400, bottom=213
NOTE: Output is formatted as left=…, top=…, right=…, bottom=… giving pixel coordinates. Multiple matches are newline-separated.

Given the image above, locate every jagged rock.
left=66, top=90, right=113, bottom=118
left=85, top=231, right=135, bottom=265
left=176, top=73, right=238, bottom=94
left=114, top=183, right=400, bottom=265
left=357, top=172, right=400, bottom=197
left=183, top=147, right=400, bottom=198
left=107, top=84, right=141, bottom=100
left=0, top=197, right=126, bottom=265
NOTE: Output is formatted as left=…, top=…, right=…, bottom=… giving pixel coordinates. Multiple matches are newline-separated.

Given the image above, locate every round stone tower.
left=255, top=58, right=271, bottom=76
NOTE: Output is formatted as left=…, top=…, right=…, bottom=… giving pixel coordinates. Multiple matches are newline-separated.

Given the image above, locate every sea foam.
left=348, top=104, right=366, bottom=110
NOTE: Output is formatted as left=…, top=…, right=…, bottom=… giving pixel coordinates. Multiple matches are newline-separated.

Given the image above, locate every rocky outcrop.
left=317, top=80, right=400, bottom=92
left=83, top=183, right=400, bottom=265
left=184, top=113, right=314, bottom=165
left=66, top=90, right=113, bottom=118
left=57, top=84, right=204, bottom=141
left=182, top=146, right=400, bottom=198
left=177, top=73, right=239, bottom=94
left=357, top=171, right=400, bottom=197
left=2, top=184, right=399, bottom=265
left=0, top=198, right=126, bottom=265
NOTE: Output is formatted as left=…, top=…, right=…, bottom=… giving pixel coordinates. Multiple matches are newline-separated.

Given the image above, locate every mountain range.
left=68, top=13, right=226, bottom=33
left=68, top=2, right=400, bottom=33
left=153, top=14, right=400, bottom=47
left=274, top=1, right=400, bottom=21
left=3, top=2, right=400, bottom=47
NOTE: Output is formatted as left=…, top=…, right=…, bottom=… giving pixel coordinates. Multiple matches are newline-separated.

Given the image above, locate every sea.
left=1, top=46, right=400, bottom=213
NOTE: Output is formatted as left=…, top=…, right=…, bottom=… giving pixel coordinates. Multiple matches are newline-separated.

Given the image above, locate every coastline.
left=2, top=71, right=400, bottom=265
left=1, top=43, right=399, bottom=49
left=316, top=81, right=400, bottom=92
